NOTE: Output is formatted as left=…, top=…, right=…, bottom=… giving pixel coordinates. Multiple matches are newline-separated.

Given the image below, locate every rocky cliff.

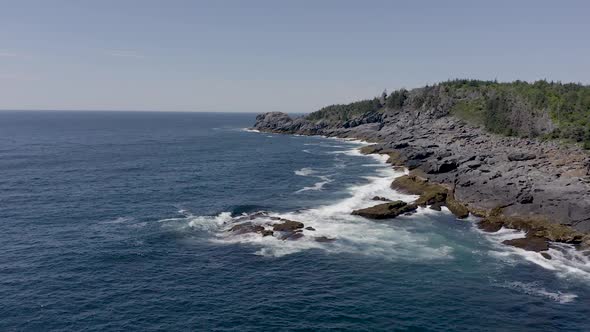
left=252, top=83, right=590, bottom=237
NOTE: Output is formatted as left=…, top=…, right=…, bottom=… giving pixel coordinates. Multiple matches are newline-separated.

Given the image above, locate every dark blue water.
left=1, top=111, right=589, bottom=331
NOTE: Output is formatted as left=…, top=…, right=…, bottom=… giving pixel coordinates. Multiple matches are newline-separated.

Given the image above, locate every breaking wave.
left=501, top=281, right=578, bottom=304
left=477, top=226, right=590, bottom=282
left=294, top=167, right=334, bottom=192
left=241, top=128, right=260, bottom=133
left=159, top=144, right=455, bottom=260
left=161, top=134, right=590, bottom=287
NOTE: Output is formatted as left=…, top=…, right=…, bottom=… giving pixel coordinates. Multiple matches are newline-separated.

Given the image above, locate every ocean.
left=1, top=111, right=589, bottom=331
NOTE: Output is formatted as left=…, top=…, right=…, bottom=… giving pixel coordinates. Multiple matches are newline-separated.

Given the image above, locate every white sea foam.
left=502, top=281, right=578, bottom=303
left=174, top=128, right=590, bottom=289
left=242, top=128, right=260, bottom=133
left=196, top=166, right=451, bottom=259
left=101, top=216, right=134, bottom=224
left=295, top=176, right=332, bottom=193
left=168, top=143, right=456, bottom=260
left=294, top=167, right=334, bottom=192
left=477, top=225, right=590, bottom=281
left=171, top=130, right=590, bottom=285
left=327, top=148, right=363, bottom=157
left=303, top=143, right=348, bottom=148
left=294, top=167, right=316, bottom=176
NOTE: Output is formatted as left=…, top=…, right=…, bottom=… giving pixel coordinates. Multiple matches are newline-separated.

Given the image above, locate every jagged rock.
left=518, top=192, right=534, bottom=204
left=391, top=174, right=449, bottom=207
left=372, top=196, right=391, bottom=202
left=351, top=200, right=417, bottom=219
left=429, top=202, right=442, bottom=211
left=261, top=230, right=274, bottom=237
left=477, top=210, right=584, bottom=244
left=477, top=218, right=503, bottom=232
left=385, top=151, right=406, bottom=166
left=508, top=153, right=536, bottom=161
left=406, top=160, right=423, bottom=170
left=393, top=142, right=409, bottom=149
left=360, top=145, right=382, bottom=155
left=465, top=161, right=482, bottom=169
left=436, top=151, right=453, bottom=159
left=314, top=236, right=336, bottom=243
left=273, top=219, right=305, bottom=232
left=252, top=91, right=590, bottom=234
left=407, top=150, right=433, bottom=160
left=229, top=223, right=265, bottom=235
left=445, top=196, right=469, bottom=219
left=423, top=159, right=458, bottom=174
left=247, top=211, right=269, bottom=219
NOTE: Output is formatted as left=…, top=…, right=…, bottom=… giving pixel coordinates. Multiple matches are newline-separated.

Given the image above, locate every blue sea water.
left=1, top=111, right=590, bottom=331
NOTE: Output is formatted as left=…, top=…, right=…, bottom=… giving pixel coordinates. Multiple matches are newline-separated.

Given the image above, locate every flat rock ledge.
left=352, top=200, right=417, bottom=219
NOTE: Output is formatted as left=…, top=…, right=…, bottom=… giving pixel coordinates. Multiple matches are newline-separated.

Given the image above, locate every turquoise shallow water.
left=1, top=111, right=589, bottom=331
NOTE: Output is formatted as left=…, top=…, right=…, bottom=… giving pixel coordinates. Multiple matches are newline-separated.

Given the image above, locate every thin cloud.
left=0, top=73, right=39, bottom=81
left=0, top=51, right=29, bottom=58
left=106, top=50, right=145, bottom=58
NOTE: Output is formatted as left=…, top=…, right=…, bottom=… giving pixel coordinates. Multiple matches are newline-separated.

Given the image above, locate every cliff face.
left=253, top=92, right=590, bottom=233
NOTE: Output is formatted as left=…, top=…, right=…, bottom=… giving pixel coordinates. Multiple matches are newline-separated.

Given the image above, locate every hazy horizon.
left=1, top=0, right=589, bottom=113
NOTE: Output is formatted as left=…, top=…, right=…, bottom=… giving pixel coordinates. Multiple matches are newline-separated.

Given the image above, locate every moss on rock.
left=478, top=207, right=583, bottom=243
left=359, top=145, right=382, bottom=155
left=391, top=175, right=433, bottom=195
left=385, top=151, right=406, bottom=166
left=445, top=196, right=470, bottom=219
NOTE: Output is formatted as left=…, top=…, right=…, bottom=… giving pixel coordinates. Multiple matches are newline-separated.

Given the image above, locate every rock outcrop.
left=351, top=200, right=417, bottom=219
left=502, top=236, right=549, bottom=252
left=227, top=214, right=333, bottom=243
left=253, top=110, right=590, bottom=237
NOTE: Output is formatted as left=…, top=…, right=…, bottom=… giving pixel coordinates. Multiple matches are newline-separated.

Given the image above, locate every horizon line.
left=0, top=109, right=280, bottom=114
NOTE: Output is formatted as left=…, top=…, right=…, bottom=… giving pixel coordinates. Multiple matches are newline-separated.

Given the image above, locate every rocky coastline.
left=251, top=109, right=590, bottom=254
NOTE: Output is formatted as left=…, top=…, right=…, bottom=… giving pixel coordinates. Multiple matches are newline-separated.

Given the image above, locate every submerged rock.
left=314, top=236, right=336, bottom=243
left=351, top=200, right=417, bottom=219
left=305, top=226, right=316, bottom=231
left=281, top=231, right=304, bottom=241
left=261, top=230, right=274, bottom=237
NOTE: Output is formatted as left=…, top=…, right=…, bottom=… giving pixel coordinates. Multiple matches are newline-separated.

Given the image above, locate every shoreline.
left=240, top=128, right=590, bottom=277
left=250, top=113, right=590, bottom=256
